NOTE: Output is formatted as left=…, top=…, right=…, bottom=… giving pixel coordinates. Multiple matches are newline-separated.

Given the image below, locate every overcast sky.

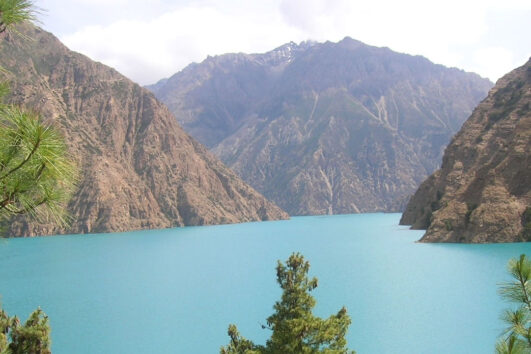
left=34, top=0, right=530, bottom=86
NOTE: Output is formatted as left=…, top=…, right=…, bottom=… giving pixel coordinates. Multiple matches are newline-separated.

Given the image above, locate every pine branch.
left=0, top=134, right=41, bottom=180
left=11, top=196, right=48, bottom=214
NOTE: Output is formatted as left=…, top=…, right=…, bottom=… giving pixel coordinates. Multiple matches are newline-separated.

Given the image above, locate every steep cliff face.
left=148, top=37, right=492, bottom=215
left=400, top=59, right=530, bottom=243
left=0, top=25, right=288, bottom=237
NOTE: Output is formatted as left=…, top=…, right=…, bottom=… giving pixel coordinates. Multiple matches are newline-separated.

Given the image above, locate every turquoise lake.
left=1, top=213, right=530, bottom=353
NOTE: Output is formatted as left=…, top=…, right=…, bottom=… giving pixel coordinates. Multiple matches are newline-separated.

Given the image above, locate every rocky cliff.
left=0, top=25, right=288, bottom=237
left=148, top=38, right=492, bottom=215
left=400, top=59, right=530, bottom=242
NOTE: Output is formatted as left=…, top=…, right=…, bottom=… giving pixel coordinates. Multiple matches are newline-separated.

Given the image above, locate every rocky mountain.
left=400, top=59, right=530, bottom=243
left=148, top=38, right=492, bottom=215
left=0, top=25, right=288, bottom=237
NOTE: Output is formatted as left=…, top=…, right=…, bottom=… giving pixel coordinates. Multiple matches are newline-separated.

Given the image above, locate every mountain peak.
left=252, top=40, right=316, bottom=67
left=339, top=36, right=364, bottom=45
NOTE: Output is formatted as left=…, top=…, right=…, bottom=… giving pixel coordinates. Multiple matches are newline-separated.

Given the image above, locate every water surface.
left=0, top=213, right=529, bottom=353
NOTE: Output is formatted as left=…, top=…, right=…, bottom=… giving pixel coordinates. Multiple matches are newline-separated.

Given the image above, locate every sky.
left=33, top=0, right=530, bottom=86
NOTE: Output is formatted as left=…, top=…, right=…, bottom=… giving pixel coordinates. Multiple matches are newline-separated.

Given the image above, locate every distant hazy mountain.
left=0, top=25, right=288, bottom=237
left=148, top=37, right=492, bottom=215
left=401, top=59, right=530, bottom=243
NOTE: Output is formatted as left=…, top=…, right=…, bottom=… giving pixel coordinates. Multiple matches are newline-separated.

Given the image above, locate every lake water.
left=1, top=213, right=530, bottom=353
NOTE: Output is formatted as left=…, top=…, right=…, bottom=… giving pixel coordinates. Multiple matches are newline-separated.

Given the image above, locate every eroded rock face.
left=148, top=38, right=492, bottom=215
left=1, top=25, right=288, bottom=237
left=400, top=59, right=531, bottom=243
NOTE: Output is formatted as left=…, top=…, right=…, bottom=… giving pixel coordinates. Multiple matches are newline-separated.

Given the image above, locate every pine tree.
left=7, top=308, right=51, bottom=354
left=0, top=307, right=52, bottom=354
left=496, top=254, right=531, bottom=353
left=221, top=253, right=355, bottom=354
left=0, top=0, right=76, bottom=230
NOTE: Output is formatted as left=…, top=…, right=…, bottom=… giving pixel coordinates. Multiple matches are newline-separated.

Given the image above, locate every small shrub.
left=425, top=210, right=433, bottom=228
left=465, top=203, right=478, bottom=225
left=444, top=219, right=453, bottom=231
left=436, top=190, right=443, bottom=201
left=521, top=207, right=531, bottom=242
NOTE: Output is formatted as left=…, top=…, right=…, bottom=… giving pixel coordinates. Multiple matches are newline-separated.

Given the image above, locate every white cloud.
left=53, top=0, right=530, bottom=85
left=472, top=47, right=516, bottom=83
left=61, top=5, right=305, bottom=85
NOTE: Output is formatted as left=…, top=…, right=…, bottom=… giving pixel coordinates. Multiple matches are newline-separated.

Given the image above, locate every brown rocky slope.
left=400, top=58, right=530, bottom=243
left=0, top=25, right=288, bottom=237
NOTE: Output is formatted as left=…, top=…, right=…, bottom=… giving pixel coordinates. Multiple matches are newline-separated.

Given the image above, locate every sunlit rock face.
left=401, top=58, right=530, bottom=243
left=1, top=25, right=288, bottom=237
